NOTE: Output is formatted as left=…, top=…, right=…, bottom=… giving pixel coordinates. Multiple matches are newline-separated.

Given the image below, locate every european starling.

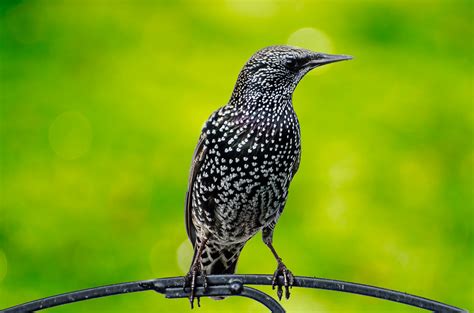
left=184, top=45, right=352, bottom=307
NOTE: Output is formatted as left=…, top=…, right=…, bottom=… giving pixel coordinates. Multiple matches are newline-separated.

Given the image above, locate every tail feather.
left=190, top=242, right=245, bottom=301
left=194, top=242, right=244, bottom=275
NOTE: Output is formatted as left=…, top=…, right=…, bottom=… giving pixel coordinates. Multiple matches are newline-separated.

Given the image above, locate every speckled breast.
left=191, top=105, right=301, bottom=245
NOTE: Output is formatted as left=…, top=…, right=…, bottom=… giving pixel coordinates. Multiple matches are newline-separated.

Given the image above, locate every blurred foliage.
left=0, top=0, right=473, bottom=312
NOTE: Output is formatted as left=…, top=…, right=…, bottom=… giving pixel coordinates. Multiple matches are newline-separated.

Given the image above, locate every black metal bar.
left=1, top=275, right=467, bottom=313
left=164, top=283, right=284, bottom=313
left=1, top=281, right=151, bottom=313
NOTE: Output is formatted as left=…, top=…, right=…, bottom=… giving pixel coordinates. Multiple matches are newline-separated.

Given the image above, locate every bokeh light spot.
left=329, top=160, right=356, bottom=189
left=287, top=27, right=333, bottom=52
left=0, top=249, right=7, bottom=282
left=326, top=196, right=347, bottom=227
left=49, top=112, right=92, bottom=160
left=177, top=240, right=193, bottom=274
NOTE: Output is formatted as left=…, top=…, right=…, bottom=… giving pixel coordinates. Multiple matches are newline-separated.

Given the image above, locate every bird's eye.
left=284, top=58, right=299, bottom=71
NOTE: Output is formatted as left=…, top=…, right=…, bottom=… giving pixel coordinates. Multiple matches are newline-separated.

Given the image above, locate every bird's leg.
left=183, top=237, right=208, bottom=309
left=268, top=243, right=294, bottom=300
left=262, top=227, right=294, bottom=300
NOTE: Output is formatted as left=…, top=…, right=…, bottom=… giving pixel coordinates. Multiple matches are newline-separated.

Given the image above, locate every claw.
left=183, top=263, right=207, bottom=309
left=271, top=261, right=294, bottom=301
left=277, top=284, right=283, bottom=301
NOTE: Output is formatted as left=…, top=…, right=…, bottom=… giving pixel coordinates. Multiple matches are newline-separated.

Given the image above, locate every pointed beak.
left=305, top=53, right=353, bottom=68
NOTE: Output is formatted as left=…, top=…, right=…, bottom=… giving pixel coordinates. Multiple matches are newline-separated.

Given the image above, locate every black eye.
left=284, top=58, right=300, bottom=71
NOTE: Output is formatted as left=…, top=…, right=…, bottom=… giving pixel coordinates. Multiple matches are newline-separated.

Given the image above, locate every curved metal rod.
left=1, top=274, right=467, bottom=313
left=164, top=283, right=284, bottom=313
left=240, top=287, right=285, bottom=313
left=209, top=275, right=467, bottom=313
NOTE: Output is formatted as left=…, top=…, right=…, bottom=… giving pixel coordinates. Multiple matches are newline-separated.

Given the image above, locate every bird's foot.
left=271, top=260, right=294, bottom=300
left=183, top=263, right=208, bottom=309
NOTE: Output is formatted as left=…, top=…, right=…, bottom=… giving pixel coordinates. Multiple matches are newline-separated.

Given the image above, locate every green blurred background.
left=0, top=0, right=472, bottom=312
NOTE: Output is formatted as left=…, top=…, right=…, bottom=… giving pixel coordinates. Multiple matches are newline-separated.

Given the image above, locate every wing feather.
left=185, top=133, right=207, bottom=247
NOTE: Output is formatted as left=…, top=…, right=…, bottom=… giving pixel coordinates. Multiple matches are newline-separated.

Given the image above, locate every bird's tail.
left=189, top=240, right=245, bottom=300
left=193, top=242, right=244, bottom=300
left=193, top=241, right=244, bottom=275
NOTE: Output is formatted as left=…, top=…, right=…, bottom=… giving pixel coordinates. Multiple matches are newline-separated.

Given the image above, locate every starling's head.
left=231, top=45, right=352, bottom=103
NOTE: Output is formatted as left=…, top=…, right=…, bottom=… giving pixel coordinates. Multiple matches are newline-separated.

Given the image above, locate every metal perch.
left=1, top=274, right=467, bottom=313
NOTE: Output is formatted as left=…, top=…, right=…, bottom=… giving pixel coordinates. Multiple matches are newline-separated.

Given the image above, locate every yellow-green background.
left=0, top=0, right=472, bottom=312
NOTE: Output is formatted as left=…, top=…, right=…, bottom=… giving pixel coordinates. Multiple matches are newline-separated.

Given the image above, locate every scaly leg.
left=183, top=237, right=208, bottom=308
left=262, top=226, right=294, bottom=300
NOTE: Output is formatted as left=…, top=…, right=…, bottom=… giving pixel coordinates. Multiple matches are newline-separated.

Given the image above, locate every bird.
left=183, top=45, right=352, bottom=307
